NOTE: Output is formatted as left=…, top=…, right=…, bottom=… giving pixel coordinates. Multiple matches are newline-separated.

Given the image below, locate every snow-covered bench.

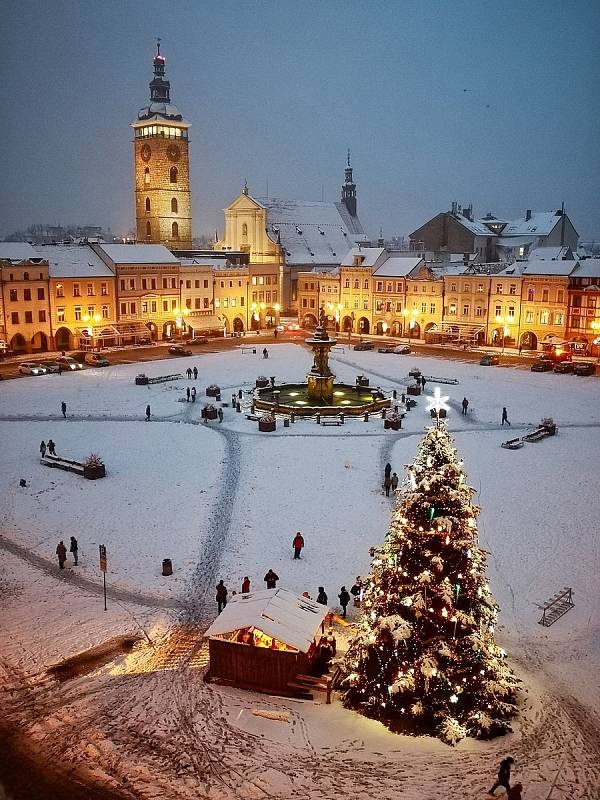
left=41, top=454, right=85, bottom=475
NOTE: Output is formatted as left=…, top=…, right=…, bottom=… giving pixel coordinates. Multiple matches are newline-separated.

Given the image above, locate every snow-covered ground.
left=1, top=343, right=599, bottom=799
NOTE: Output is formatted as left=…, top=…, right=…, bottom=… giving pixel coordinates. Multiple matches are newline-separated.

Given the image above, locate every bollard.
left=253, top=348, right=257, bottom=354
left=238, top=389, right=243, bottom=398
left=316, top=413, right=321, bottom=424
left=291, top=412, right=296, bottom=424
left=395, top=405, right=399, bottom=414
left=393, top=389, right=397, bottom=399
left=284, top=418, right=290, bottom=428
left=236, top=402, right=241, bottom=413
left=364, top=412, right=369, bottom=422
left=339, top=413, right=344, bottom=424
left=251, top=402, right=255, bottom=414
left=382, top=408, right=387, bottom=419
left=401, top=393, right=405, bottom=403
left=270, top=376, right=276, bottom=387
left=162, top=558, right=173, bottom=576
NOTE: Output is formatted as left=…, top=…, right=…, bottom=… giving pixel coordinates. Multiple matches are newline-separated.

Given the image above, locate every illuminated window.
left=144, top=168, right=150, bottom=185
left=540, top=310, right=550, bottom=324
left=56, top=285, right=64, bottom=298
left=102, top=305, right=109, bottom=319
left=525, top=311, right=534, bottom=323
left=74, top=307, right=82, bottom=321
left=57, top=307, right=65, bottom=322
left=101, top=283, right=108, bottom=296
left=449, top=303, right=457, bottom=315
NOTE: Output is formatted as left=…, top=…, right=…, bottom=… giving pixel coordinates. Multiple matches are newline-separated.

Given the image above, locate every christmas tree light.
left=342, top=422, right=518, bottom=744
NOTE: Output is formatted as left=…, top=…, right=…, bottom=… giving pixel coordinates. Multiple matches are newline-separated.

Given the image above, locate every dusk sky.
left=3, top=0, right=599, bottom=241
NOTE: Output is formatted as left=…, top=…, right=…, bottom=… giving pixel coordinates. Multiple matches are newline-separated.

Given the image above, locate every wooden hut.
left=203, top=588, right=329, bottom=695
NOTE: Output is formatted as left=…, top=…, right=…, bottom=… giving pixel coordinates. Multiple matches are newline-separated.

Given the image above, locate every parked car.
left=186, top=336, right=208, bottom=345
left=573, top=362, right=596, bottom=376
left=531, top=359, right=554, bottom=372
left=377, top=345, right=396, bottom=353
left=57, top=356, right=84, bottom=371
left=353, top=341, right=374, bottom=351
left=287, top=323, right=300, bottom=331
left=275, top=325, right=285, bottom=332
left=480, top=354, right=500, bottom=366
left=393, top=345, right=411, bottom=354
left=168, top=345, right=192, bottom=356
left=84, top=353, right=110, bottom=366
left=19, top=362, right=47, bottom=376
left=40, top=361, right=61, bottom=373
left=553, top=361, right=574, bottom=374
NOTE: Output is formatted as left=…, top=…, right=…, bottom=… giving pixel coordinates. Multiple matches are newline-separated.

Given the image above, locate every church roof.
left=254, top=197, right=367, bottom=266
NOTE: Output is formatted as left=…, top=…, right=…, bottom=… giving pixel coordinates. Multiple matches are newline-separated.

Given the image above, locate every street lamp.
left=495, top=315, right=512, bottom=354
left=407, top=308, right=419, bottom=343
left=402, top=308, right=409, bottom=342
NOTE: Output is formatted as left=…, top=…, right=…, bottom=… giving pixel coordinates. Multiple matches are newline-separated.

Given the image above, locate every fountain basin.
left=253, top=383, right=391, bottom=417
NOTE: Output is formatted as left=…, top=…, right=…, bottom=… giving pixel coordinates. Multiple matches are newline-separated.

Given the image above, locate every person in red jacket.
left=292, top=532, right=305, bottom=559
left=241, top=576, right=250, bottom=593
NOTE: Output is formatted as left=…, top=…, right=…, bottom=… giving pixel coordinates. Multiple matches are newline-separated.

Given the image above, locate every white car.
left=19, top=362, right=48, bottom=376
left=57, top=356, right=84, bottom=371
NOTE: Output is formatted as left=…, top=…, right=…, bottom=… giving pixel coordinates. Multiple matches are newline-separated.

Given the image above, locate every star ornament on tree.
left=426, top=387, right=450, bottom=418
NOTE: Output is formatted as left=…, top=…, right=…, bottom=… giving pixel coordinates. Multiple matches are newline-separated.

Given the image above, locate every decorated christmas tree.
left=343, top=420, right=519, bottom=745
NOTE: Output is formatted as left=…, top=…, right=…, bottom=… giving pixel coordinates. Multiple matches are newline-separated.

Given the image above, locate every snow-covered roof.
left=36, top=245, right=114, bottom=278
left=570, top=259, right=600, bottom=279
left=497, top=235, right=537, bottom=249
left=179, top=257, right=233, bottom=269
left=203, top=588, right=328, bottom=652
left=135, top=103, right=188, bottom=124
left=96, top=244, right=179, bottom=265
left=527, top=246, right=574, bottom=261
left=254, top=197, right=367, bottom=266
left=451, top=215, right=497, bottom=237
left=520, top=259, right=577, bottom=277
left=341, top=247, right=385, bottom=267
left=502, top=211, right=561, bottom=237
left=0, top=242, right=45, bottom=262
left=372, top=256, right=425, bottom=278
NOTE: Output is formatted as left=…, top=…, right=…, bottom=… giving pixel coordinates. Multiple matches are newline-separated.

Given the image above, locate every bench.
left=331, top=346, right=345, bottom=353
left=501, top=438, right=524, bottom=450
left=246, top=414, right=260, bottom=422
left=538, top=587, right=574, bottom=626
left=239, top=346, right=257, bottom=355
left=522, top=428, right=549, bottom=443
left=321, top=419, right=341, bottom=427
left=289, top=667, right=341, bottom=704
left=42, top=455, right=85, bottom=475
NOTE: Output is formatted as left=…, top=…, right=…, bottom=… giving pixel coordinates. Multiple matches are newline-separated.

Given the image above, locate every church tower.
left=132, top=43, right=192, bottom=249
left=341, top=149, right=357, bottom=218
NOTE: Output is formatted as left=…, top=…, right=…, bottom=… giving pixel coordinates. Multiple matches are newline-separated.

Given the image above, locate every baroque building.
left=132, top=44, right=192, bottom=249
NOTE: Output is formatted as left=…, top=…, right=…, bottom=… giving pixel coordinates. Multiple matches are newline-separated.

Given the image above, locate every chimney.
left=525, top=209, right=532, bottom=222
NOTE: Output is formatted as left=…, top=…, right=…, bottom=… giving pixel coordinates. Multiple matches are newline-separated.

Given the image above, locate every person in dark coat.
left=216, top=580, right=228, bottom=613
left=462, top=397, right=469, bottom=415
left=186, top=367, right=192, bottom=379
left=40, top=441, right=47, bottom=458
left=232, top=394, right=237, bottom=407
left=186, top=387, right=191, bottom=402
left=338, top=586, right=350, bottom=618
left=47, top=439, right=56, bottom=455
left=421, top=376, right=427, bottom=390
left=384, top=462, right=392, bottom=481
left=501, top=407, right=510, bottom=426
left=56, top=541, right=67, bottom=569
left=316, top=586, right=328, bottom=605
left=61, top=401, right=67, bottom=418
left=350, top=577, right=362, bottom=598
left=263, top=347, right=268, bottom=359
left=264, top=569, right=279, bottom=589
left=69, top=536, right=78, bottom=566
left=489, top=757, right=514, bottom=795
left=191, top=387, right=196, bottom=403
left=391, top=473, right=399, bottom=491
left=384, top=474, right=392, bottom=497
left=241, top=576, right=251, bottom=593
left=273, top=328, right=278, bottom=339
left=193, top=366, right=198, bottom=380
left=145, top=405, right=151, bottom=421
left=218, top=408, right=223, bottom=423
left=292, top=532, right=304, bottom=559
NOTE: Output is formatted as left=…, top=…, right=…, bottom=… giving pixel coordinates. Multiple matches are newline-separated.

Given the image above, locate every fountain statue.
left=304, top=305, right=336, bottom=403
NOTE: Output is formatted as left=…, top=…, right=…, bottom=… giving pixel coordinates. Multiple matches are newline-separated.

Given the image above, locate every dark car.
left=393, top=345, right=411, bottom=354
left=168, top=345, right=192, bottom=356
left=480, top=354, right=500, bottom=366
left=57, top=356, right=84, bottom=371
left=531, top=359, right=554, bottom=372
left=353, top=341, right=374, bottom=351
left=377, top=345, right=396, bottom=353
left=573, top=361, right=596, bottom=376
left=553, top=361, right=574, bottom=374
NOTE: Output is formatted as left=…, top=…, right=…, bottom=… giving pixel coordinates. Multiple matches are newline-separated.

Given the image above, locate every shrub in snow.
left=260, top=411, right=276, bottom=422
left=84, top=453, right=104, bottom=468
left=386, top=411, right=402, bottom=423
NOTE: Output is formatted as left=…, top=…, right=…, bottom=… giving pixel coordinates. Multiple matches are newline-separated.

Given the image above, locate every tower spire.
left=341, top=150, right=357, bottom=218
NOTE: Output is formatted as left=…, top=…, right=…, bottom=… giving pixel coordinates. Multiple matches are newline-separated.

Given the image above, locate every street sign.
left=99, top=544, right=107, bottom=573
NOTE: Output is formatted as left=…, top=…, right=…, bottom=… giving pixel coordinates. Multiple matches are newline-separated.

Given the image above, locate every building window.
left=353, top=298, right=359, bottom=309
left=170, top=167, right=178, bottom=183
left=554, top=312, right=564, bottom=325
left=142, top=278, right=147, bottom=290
left=9, top=289, right=17, bottom=302
left=120, top=279, right=126, bottom=291
left=387, top=282, right=393, bottom=292
left=163, top=300, right=168, bottom=312
left=73, top=283, right=81, bottom=297
left=23, top=272, right=29, bottom=281
left=363, top=299, right=368, bottom=310
left=57, top=307, right=65, bottom=322
left=476, top=306, right=483, bottom=316
left=185, top=298, right=192, bottom=309
left=396, top=282, right=402, bottom=292
left=87, top=283, right=94, bottom=296
left=302, top=298, right=308, bottom=309
left=430, top=303, right=436, bottom=314
left=376, top=281, right=382, bottom=292
left=24, top=288, right=31, bottom=301
left=509, top=284, right=517, bottom=295
left=364, top=280, right=369, bottom=289
left=141, top=301, right=148, bottom=314
left=223, top=298, right=229, bottom=308
left=25, top=311, right=33, bottom=324
left=130, top=302, right=136, bottom=315
left=525, top=311, right=534, bottom=323
left=203, top=298, right=210, bottom=308
left=542, top=289, right=549, bottom=302
left=101, top=283, right=108, bottom=296
left=449, top=303, right=457, bottom=315
left=87, top=306, right=94, bottom=317
left=354, top=280, right=359, bottom=289
left=508, top=306, right=515, bottom=318
left=203, top=279, right=209, bottom=289
left=396, top=301, right=402, bottom=312
left=145, top=197, right=151, bottom=212
left=495, top=304, right=501, bottom=316
left=11, top=312, right=19, bottom=324
left=185, top=280, right=191, bottom=289
left=102, top=305, right=109, bottom=319
left=129, top=279, right=135, bottom=290
left=220, top=281, right=224, bottom=288
left=171, top=198, right=178, bottom=213
left=151, top=278, right=156, bottom=290
left=557, top=290, right=564, bottom=304
left=194, top=298, right=200, bottom=309
left=527, top=287, right=534, bottom=301
left=496, top=284, right=503, bottom=294
left=151, top=301, right=157, bottom=313
left=171, top=278, right=177, bottom=289
left=451, top=283, right=456, bottom=292
left=463, top=304, right=469, bottom=316
left=172, top=221, right=179, bottom=239
left=74, top=307, right=82, bottom=321
left=478, top=283, right=484, bottom=292
left=144, top=167, right=150, bottom=185
left=162, top=278, right=168, bottom=289
left=309, top=299, right=315, bottom=309
left=39, top=310, right=46, bottom=322
left=171, top=299, right=177, bottom=310
left=540, top=310, right=550, bottom=324
left=344, top=279, right=349, bottom=288
left=56, top=284, right=64, bottom=297
left=421, top=302, right=427, bottom=313
left=146, top=221, right=151, bottom=237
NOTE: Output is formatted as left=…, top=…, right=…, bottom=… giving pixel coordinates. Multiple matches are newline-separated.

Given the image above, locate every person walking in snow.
left=193, top=366, right=198, bottom=380
left=218, top=408, right=223, bottom=423
left=263, top=347, right=269, bottom=359
left=39, top=441, right=47, bottom=458
left=186, top=387, right=191, bottom=402
left=350, top=577, right=362, bottom=602
left=384, top=474, right=392, bottom=497
left=264, top=569, right=279, bottom=589
left=145, top=404, right=151, bottom=421
left=489, top=756, right=514, bottom=796
left=391, top=472, right=399, bottom=492
left=241, top=576, right=251, bottom=594
left=338, top=586, right=350, bottom=618
left=384, top=462, right=392, bottom=482
left=191, top=387, right=196, bottom=403
left=56, top=540, right=67, bottom=570
left=292, top=532, right=304, bottom=559
left=47, top=439, right=56, bottom=455
left=69, top=536, right=78, bottom=566
left=316, top=587, right=328, bottom=605
left=462, top=397, right=469, bottom=415
left=186, top=367, right=192, bottom=380
left=501, top=407, right=510, bottom=426
left=61, top=401, right=67, bottom=419
left=216, top=580, right=228, bottom=613
left=232, top=394, right=237, bottom=408
left=421, top=376, right=427, bottom=390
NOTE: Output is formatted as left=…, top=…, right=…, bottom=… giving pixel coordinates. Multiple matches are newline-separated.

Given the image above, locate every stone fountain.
left=304, top=306, right=337, bottom=404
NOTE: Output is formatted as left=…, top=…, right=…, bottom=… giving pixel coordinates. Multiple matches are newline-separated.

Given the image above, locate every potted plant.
left=135, top=373, right=149, bottom=385
left=258, top=412, right=276, bottom=432
left=430, top=408, right=447, bottom=419
left=83, top=453, right=106, bottom=480
left=206, top=384, right=221, bottom=398
left=541, top=416, right=556, bottom=435
left=255, top=375, right=269, bottom=388
left=203, top=403, right=218, bottom=420
left=407, top=382, right=421, bottom=396
left=384, top=411, right=402, bottom=431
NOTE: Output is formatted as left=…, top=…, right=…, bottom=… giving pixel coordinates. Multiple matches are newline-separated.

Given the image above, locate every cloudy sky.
left=2, top=0, right=599, bottom=241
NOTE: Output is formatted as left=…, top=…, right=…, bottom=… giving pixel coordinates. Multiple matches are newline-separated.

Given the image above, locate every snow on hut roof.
left=95, top=244, right=179, bottom=265
left=203, top=588, right=328, bottom=652
left=0, top=242, right=44, bottom=262
left=38, top=244, right=115, bottom=277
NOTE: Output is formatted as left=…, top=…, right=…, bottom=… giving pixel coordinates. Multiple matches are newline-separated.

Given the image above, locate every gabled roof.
left=520, top=259, right=577, bottom=277
left=95, top=243, right=179, bottom=265
left=254, top=197, right=367, bottom=266
left=341, top=247, right=386, bottom=267
left=203, top=588, right=328, bottom=652
left=373, top=256, right=425, bottom=278
left=36, top=244, right=114, bottom=278
left=502, top=211, right=562, bottom=237
left=527, top=245, right=574, bottom=261
left=570, top=259, right=600, bottom=279
left=0, top=242, right=45, bottom=262
left=452, top=214, right=497, bottom=237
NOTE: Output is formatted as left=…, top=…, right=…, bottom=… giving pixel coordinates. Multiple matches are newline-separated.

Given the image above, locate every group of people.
left=55, top=537, right=78, bottom=569
left=39, top=439, right=56, bottom=458
left=185, top=386, right=197, bottom=402
left=185, top=366, right=199, bottom=380
left=383, top=462, right=399, bottom=497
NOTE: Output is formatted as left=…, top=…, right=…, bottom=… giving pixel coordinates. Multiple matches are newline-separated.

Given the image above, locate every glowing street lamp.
left=494, top=315, right=512, bottom=354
